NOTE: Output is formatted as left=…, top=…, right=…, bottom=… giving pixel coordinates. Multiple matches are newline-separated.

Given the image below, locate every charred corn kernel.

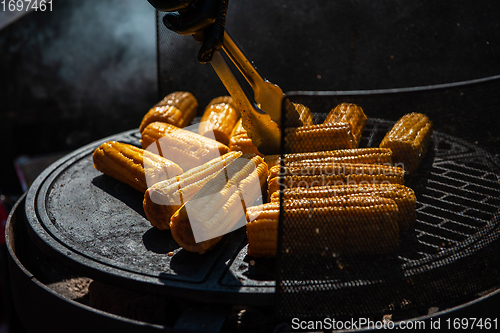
left=170, top=154, right=268, bottom=254
left=228, top=118, right=264, bottom=157
left=139, top=91, right=198, bottom=132
left=264, top=148, right=393, bottom=171
left=284, top=123, right=356, bottom=153
left=143, top=151, right=242, bottom=230
left=324, top=103, right=367, bottom=147
left=198, top=96, right=240, bottom=145
left=270, top=183, right=416, bottom=230
left=92, top=141, right=184, bottom=193
left=141, top=121, right=230, bottom=171
left=294, top=103, right=314, bottom=126
left=380, top=112, right=433, bottom=174
left=247, top=195, right=400, bottom=257
left=267, top=162, right=405, bottom=200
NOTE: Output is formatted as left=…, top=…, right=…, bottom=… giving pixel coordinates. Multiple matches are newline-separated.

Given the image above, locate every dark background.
left=1, top=0, right=500, bottom=197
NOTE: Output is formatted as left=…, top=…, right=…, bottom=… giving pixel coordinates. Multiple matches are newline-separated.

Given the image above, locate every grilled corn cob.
left=263, top=148, right=393, bottom=171
left=198, top=96, right=240, bottom=145
left=267, top=162, right=405, bottom=199
left=144, top=151, right=242, bottom=230
left=324, top=103, right=367, bottom=147
left=170, top=154, right=268, bottom=254
left=141, top=121, right=230, bottom=171
left=139, top=91, right=198, bottom=132
left=294, top=102, right=314, bottom=126
left=246, top=195, right=400, bottom=257
left=270, top=183, right=416, bottom=230
left=379, top=112, right=433, bottom=174
left=284, top=123, right=356, bottom=153
left=228, top=118, right=264, bottom=157
left=92, top=141, right=183, bottom=193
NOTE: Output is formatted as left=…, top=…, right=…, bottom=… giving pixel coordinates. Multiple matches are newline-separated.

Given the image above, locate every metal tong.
left=207, top=30, right=289, bottom=155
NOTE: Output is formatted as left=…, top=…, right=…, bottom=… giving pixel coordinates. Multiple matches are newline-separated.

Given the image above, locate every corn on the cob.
left=92, top=141, right=183, bottom=193
left=323, top=103, right=367, bottom=147
left=139, top=91, right=198, bottom=132
left=267, top=162, right=405, bottom=200
left=270, top=183, right=416, bottom=230
left=246, top=195, right=400, bottom=257
left=380, top=112, right=433, bottom=174
left=141, top=121, right=230, bottom=171
left=143, top=151, right=242, bottom=230
left=228, top=118, right=264, bottom=157
left=263, top=148, right=393, bottom=172
left=170, top=154, right=268, bottom=254
left=294, top=102, right=314, bottom=126
left=198, top=96, right=240, bottom=146
left=284, top=123, right=356, bottom=153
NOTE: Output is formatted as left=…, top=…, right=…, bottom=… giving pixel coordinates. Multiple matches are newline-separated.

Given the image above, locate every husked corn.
left=143, top=151, right=242, bottom=230
left=141, top=121, right=230, bottom=171
left=246, top=195, right=400, bottom=257
left=270, top=183, right=416, bottom=230
left=284, top=123, right=356, bottom=153
left=198, top=96, right=240, bottom=145
left=380, top=112, right=433, bottom=174
left=264, top=148, right=393, bottom=171
left=293, top=102, right=314, bottom=126
left=267, top=162, right=405, bottom=200
left=324, top=103, right=367, bottom=147
left=92, top=141, right=183, bottom=193
left=139, top=91, right=198, bottom=132
left=170, top=154, right=268, bottom=254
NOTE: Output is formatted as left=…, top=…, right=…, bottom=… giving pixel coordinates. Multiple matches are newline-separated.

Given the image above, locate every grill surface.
left=24, top=113, right=500, bottom=315
left=276, top=83, right=500, bottom=319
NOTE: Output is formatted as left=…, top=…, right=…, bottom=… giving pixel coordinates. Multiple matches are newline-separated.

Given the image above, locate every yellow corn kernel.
left=271, top=183, right=416, bottom=230
left=143, top=151, right=242, bottom=230
left=92, top=141, right=183, bottom=193
left=324, top=103, right=367, bottom=147
left=141, top=121, right=230, bottom=171
left=284, top=123, right=356, bottom=153
left=198, top=96, right=241, bottom=146
left=170, top=154, right=269, bottom=254
left=139, top=91, right=198, bottom=132
left=380, top=112, right=433, bottom=174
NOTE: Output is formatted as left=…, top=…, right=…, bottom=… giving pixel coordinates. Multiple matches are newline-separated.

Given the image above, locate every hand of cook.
left=147, top=0, right=228, bottom=63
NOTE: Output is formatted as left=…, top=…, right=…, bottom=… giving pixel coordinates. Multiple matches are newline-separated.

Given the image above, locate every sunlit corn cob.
left=284, top=123, right=356, bottom=153
left=198, top=96, right=241, bottom=146
left=270, top=183, right=416, bottom=230
left=323, top=103, right=367, bottom=147
left=267, top=162, right=405, bottom=200
left=246, top=202, right=280, bottom=257
left=294, top=102, right=314, bottom=126
left=141, top=121, right=230, bottom=171
left=246, top=195, right=400, bottom=257
left=92, top=141, right=184, bottom=193
left=379, top=112, right=433, bottom=174
left=228, top=118, right=264, bottom=157
left=143, top=151, right=242, bottom=230
left=263, top=148, right=393, bottom=172
left=170, top=154, right=268, bottom=254
left=139, top=91, right=198, bottom=132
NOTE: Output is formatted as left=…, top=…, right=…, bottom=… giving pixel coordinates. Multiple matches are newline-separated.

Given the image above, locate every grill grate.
left=275, top=105, right=500, bottom=319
